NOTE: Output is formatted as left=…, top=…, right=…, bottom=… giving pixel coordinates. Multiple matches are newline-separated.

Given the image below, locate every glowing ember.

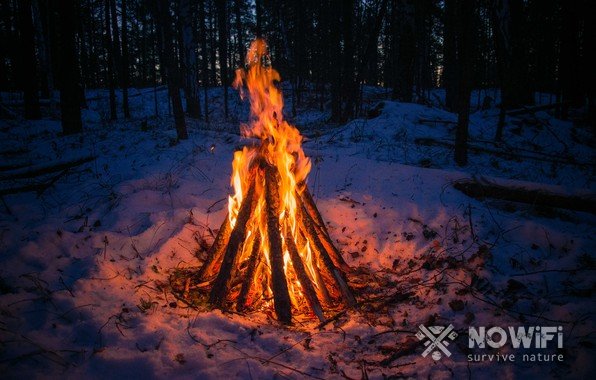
left=197, top=39, right=355, bottom=324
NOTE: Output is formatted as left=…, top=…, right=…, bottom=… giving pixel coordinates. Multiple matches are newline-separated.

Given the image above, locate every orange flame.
left=230, top=40, right=311, bottom=229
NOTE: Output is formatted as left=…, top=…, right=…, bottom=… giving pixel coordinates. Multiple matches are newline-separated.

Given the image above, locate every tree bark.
left=216, top=0, right=229, bottom=118
left=341, top=0, right=356, bottom=120
left=104, top=0, right=117, bottom=120
left=453, top=177, right=596, bottom=215
left=491, top=0, right=533, bottom=111
left=558, top=1, right=582, bottom=120
left=264, top=165, right=292, bottom=324
left=32, top=0, right=53, bottom=101
left=54, top=0, right=82, bottom=135
left=443, top=0, right=457, bottom=111
left=233, top=0, right=245, bottom=67
left=155, top=0, right=188, bottom=140
left=392, top=0, right=415, bottom=103
left=329, top=0, right=342, bottom=122
left=198, top=0, right=209, bottom=122
left=454, top=0, right=474, bottom=166
left=18, top=0, right=41, bottom=119
left=179, top=0, right=201, bottom=119
left=121, top=0, right=130, bottom=118
left=208, top=181, right=256, bottom=307
left=255, top=0, right=262, bottom=37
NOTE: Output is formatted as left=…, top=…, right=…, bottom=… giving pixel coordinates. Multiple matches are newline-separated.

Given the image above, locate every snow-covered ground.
left=0, top=86, right=594, bottom=379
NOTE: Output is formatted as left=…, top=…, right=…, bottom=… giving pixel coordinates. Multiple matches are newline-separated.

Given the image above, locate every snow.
left=0, top=85, right=594, bottom=379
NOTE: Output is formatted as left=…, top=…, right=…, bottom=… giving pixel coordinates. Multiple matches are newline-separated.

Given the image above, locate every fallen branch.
left=415, top=137, right=594, bottom=168
left=506, top=102, right=567, bottom=116
left=0, top=161, right=31, bottom=171
left=0, top=168, right=72, bottom=196
left=0, top=156, right=96, bottom=181
left=453, top=177, right=596, bottom=214
left=84, top=85, right=167, bottom=102
left=418, top=118, right=457, bottom=125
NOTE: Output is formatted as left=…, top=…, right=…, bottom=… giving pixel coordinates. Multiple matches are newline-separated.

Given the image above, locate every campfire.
left=195, top=39, right=356, bottom=324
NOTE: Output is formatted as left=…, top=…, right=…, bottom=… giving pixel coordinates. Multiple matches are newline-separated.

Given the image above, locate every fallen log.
left=0, top=169, right=71, bottom=197
left=414, top=137, right=594, bottom=168
left=453, top=177, right=596, bottom=214
left=418, top=118, right=457, bottom=125
left=506, top=102, right=567, bottom=117
left=0, top=156, right=96, bottom=181
left=0, top=161, right=32, bottom=172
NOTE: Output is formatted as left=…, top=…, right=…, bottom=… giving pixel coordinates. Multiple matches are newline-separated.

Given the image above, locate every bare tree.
left=198, top=0, right=209, bottom=122
left=54, top=0, right=83, bottom=135
left=454, top=0, right=475, bottom=166
left=179, top=0, right=201, bottom=119
left=216, top=0, right=229, bottom=118
left=154, top=0, right=188, bottom=140
left=392, top=0, right=415, bottom=103
left=104, top=0, right=117, bottom=119
left=122, top=0, right=130, bottom=118
left=18, top=0, right=41, bottom=119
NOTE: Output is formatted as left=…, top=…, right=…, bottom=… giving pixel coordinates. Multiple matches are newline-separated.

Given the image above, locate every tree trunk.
left=341, top=0, right=356, bottom=120
left=443, top=0, right=457, bottom=111
left=233, top=0, right=245, bottom=67
left=32, top=0, right=53, bottom=100
left=393, top=0, right=415, bottom=103
left=109, top=0, right=122, bottom=76
left=582, top=1, right=596, bottom=129
left=155, top=0, right=188, bottom=140
left=558, top=1, right=582, bottom=120
left=104, top=0, right=117, bottom=120
left=54, top=0, right=82, bottom=135
left=255, top=0, right=262, bottom=37
left=454, top=0, right=474, bottom=166
left=77, top=0, right=89, bottom=91
left=216, top=0, right=229, bottom=118
left=198, top=0, right=209, bottom=122
left=208, top=2, right=217, bottom=87
left=121, top=0, right=130, bottom=118
left=179, top=0, right=201, bottom=119
left=354, top=0, right=388, bottom=115
left=491, top=0, right=532, bottom=111
left=329, top=0, right=342, bottom=122
left=18, top=0, right=41, bottom=119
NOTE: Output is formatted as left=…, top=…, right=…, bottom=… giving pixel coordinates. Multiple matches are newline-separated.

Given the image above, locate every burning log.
left=194, top=39, right=355, bottom=324
left=196, top=215, right=231, bottom=281
left=301, top=187, right=350, bottom=272
left=264, top=164, right=293, bottom=324
left=208, top=181, right=256, bottom=307
left=284, top=230, right=325, bottom=322
left=236, top=235, right=261, bottom=311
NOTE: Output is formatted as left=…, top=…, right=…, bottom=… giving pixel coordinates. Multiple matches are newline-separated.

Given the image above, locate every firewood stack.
left=196, top=153, right=356, bottom=324
left=194, top=38, right=355, bottom=324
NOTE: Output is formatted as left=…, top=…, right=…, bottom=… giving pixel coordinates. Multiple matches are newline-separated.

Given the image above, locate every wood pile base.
left=196, top=157, right=356, bottom=324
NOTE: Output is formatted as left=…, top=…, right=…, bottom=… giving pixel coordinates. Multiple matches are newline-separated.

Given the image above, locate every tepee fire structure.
left=197, top=39, right=355, bottom=324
